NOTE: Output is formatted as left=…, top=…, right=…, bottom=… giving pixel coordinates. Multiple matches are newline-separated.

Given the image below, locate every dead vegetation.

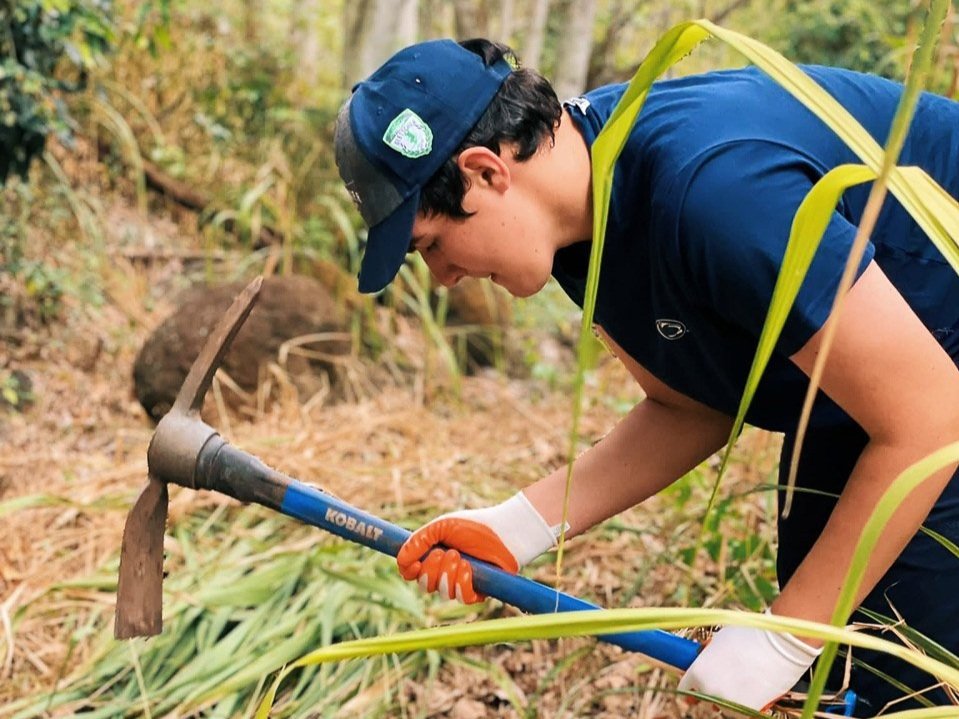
left=0, top=243, right=780, bottom=716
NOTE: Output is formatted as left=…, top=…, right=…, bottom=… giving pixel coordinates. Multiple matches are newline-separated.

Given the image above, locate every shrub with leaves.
left=768, top=0, right=911, bottom=79
left=0, top=0, right=113, bottom=183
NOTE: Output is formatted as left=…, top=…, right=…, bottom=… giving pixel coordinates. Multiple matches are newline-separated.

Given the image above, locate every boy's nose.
left=424, top=257, right=461, bottom=288
left=440, top=271, right=464, bottom=288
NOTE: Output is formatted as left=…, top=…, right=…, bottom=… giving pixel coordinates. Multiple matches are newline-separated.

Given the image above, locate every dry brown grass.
left=0, top=183, right=778, bottom=715
left=0, top=304, right=776, bottom=716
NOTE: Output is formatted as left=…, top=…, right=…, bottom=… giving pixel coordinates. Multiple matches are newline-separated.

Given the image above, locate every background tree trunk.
left=291, top=0, right=322, bottom=87
left=523, top=0, right=550, bottom=69
left=343, top=0, right=419, bottom=88
left=553, top=0, right=598, bottom=100
left=499, top=0, right=515, bottom=42
left=396, top=0, right=419, bottom=48
left=453, top=0, right=480, bottom=37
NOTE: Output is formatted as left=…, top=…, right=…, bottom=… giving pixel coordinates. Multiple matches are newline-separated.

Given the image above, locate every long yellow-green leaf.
left=787, top=0, right=952, bottom=511
left=701, top=16, right=959, bottom=264
left=878, top=710, right=959, bottom=719
left=563, top=15, right=959, bottom=577
left=903, top=166, right=959, bottom=270
left=254, top=606, right=959, bottom=717
left=549, top=12, right=959, bottom=718
left=698, top=16, right=959, bottom=530
left=793, top=3, right=953, bottom=715
left=0, top=493, right=126, bottom=518
left=557, top=20, right=714, bottom=577
left=711, top=164, right=876, bottom=509
left=920, top=525, right=959, bottom=559
left=806, top=441, right=959, bottom=718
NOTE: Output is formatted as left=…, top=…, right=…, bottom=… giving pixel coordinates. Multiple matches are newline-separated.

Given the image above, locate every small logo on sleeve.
left=383, top=109, right=433, bottom=158
left=565, top=96, right=591, bottom=115
left=655, top=319, right=687, bottom=340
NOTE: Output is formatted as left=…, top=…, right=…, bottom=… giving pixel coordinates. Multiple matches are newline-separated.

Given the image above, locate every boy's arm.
left=524, top=327, right=733, bottom=534
left=681, top=261, right=959, bottom=710
left=774, top=261, right=959, bottom=631
left=396, top=326, right=733, bottom=601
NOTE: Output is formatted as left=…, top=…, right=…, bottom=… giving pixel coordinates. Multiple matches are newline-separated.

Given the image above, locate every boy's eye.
left=411, top=237, right=437, bottom=254
left=408, top=235, right=436, bottom=254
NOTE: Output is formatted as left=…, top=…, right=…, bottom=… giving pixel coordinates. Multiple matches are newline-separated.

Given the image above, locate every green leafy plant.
left=768, top=0, right=911, bottom=78
left=0, top=0, right=113, bottom=183
left=0, top=180, right=67, bottom=325
left=0, top=369, right=33, bottom=409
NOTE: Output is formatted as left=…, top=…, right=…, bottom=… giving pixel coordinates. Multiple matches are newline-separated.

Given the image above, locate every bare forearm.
left=523, top=398, right=731, bottom=536
left=773, top=438, right=959, bottom=641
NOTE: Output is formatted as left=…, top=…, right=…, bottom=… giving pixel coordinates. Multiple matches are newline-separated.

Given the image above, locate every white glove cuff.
left=763, top=610, right=822, bottom=666
left=453, top=492, right=558, bottom=567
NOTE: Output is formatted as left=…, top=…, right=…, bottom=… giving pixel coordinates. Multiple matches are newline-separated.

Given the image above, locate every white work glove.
left=396, top=492, right=562, bottom=603
left=677, top=613, right=822, bottom=712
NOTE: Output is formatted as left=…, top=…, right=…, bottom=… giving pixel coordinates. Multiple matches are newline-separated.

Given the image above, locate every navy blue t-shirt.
left=557, top=65, right=959, bottom=432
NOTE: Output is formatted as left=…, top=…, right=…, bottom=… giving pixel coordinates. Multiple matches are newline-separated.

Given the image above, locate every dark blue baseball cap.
left=334, top=39, right=513, bottom=293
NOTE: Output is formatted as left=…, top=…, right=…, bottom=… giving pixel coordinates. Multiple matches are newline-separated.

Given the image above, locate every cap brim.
left=357, top=191, right=418, bottom=293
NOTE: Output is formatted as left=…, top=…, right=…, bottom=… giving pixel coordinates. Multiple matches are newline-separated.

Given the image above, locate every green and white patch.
left=383, top=109, right=433, bottom=158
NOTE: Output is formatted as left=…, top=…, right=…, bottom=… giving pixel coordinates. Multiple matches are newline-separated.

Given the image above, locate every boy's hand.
left=677, top=617, right=821, bottom=711
left=396, top=492, right=558, bottom=604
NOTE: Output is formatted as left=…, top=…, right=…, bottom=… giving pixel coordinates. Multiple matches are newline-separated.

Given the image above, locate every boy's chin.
left=496, top=274, right=549, bottom=299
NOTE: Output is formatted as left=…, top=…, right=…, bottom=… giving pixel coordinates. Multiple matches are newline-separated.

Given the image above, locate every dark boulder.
left=134, top=275, right=349, bottom=421
left=444, top=279, right=512, bottom=371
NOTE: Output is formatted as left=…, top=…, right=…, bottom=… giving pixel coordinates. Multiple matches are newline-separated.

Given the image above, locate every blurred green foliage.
left=196, top=45, right=290, bottom=142
left=1, top=181, right=67, bottom=325
left=767, top=0, right=911, bottom=78
left=0, top=0, right=113, bottom=183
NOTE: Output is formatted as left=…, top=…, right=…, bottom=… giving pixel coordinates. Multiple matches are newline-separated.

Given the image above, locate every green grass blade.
left=863, top=709, right=959, bottom=719
left=808, top=441, right=959, bottom=717
left=558, top=20, right=715, bottom=578
left=563, top=12, right=959, bottom=580
left=254, top=606, right=959, bottom=716
left=918, top=525, right=959, bottom=559
left=715, top=164, right=877, bottom=515
left=794, top=2, right=954, bottom=714
left=554, top=10, right=959, bottom=717
left=856, top=607, right=959, bottom=669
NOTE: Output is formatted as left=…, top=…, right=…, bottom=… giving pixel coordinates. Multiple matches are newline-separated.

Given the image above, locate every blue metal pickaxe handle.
left=198, top=437, right=699, bottom=667
left=196, top=439, right=856, bottom=715
left=280, top=478, right=702, bottom=667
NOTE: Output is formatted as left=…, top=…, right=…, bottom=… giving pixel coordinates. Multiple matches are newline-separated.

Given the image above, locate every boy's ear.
left=457, top=146, right=511, bottom=193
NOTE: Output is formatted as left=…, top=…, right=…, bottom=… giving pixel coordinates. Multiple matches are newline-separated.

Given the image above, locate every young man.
left=334, top=38, right=959, bottom=715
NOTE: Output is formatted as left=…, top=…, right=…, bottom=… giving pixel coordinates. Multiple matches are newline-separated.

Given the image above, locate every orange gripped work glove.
left=396, top=492, right=562, bottom=604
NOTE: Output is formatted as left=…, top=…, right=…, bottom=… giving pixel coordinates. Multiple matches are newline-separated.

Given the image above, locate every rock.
left=299, top=261, right=514, bottom=373
left=133, top=275, right=350, bottom=421
left=443, top=278, right=512, bottom=371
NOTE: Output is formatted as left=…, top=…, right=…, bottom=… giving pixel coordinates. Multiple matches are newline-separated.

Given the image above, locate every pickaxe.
left=114, top=277, right=856, bottom=715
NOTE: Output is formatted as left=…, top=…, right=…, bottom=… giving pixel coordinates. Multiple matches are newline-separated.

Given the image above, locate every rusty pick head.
left=114, top=277, right=263, bottom=638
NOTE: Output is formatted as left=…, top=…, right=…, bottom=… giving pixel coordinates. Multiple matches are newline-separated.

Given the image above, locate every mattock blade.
left=172, top=276, right=264, bottom=415
left=114, top=476, right=168, bottom=638
left=114, top=276, right=264, bottom=639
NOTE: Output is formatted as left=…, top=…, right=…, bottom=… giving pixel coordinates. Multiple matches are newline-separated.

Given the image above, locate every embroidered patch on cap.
left=383, top=109, right=433, bottom=158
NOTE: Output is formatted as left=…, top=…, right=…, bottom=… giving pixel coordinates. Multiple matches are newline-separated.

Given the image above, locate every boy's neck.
left=551, top=109, right=594, bottom=248
left=513, top=108, right=593, bottom=251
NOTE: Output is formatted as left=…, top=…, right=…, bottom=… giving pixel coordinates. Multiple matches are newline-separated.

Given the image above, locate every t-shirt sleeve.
left=664, top=140, right=875, bottom=356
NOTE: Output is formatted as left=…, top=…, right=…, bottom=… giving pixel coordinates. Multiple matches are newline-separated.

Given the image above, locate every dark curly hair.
left=417, top=38, right=562, bottom=219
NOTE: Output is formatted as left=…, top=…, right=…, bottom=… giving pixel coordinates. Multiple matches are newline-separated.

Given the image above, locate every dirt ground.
left=0, top=208, right=779, bottom=716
